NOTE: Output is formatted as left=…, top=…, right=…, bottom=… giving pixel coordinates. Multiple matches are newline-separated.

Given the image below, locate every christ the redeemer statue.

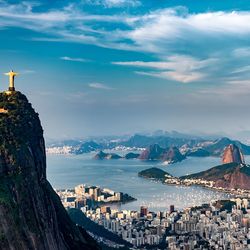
left=4, top=70, right=18, bottom=91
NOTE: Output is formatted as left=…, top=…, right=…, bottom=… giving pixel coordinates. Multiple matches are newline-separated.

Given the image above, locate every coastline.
left=139, top=174, right=248, bottom=198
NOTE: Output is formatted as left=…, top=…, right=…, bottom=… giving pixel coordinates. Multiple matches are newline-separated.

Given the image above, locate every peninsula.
left=138, top=144, right=250, bottom=196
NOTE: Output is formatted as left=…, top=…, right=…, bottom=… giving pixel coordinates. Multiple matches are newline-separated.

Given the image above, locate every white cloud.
left=2, top=2, right=250, bottom=52
left=60, top=56, right=88, bottom=62
left=113, top=56, right=217, bottom=83
left=136, top=70, right=205, bottom=83
left=231, top=65, right=250, bottom=74
left=2, top=2, right=250, bottom=84
left=83, top=0, right=141, bottom=8
left=88, top=82, right=114, bottom=90
left=113, top=56, right=217, bottom=71
left=20, top=69, right=35, bottom=74
left=232, top=47, right=250, bottom=57
left=198, top=80, right=250, bottom=97
left=124, top=9, right=250, bottom=56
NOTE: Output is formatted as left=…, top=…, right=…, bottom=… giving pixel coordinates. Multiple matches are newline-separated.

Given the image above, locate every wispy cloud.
left=113, top=56, right=218, bottom=83
left=127, top=9, right=250, bottom=47
left=20, top=69, right=36, bottom=74
left=60, top=56, right=88, bottom=62
left=231, top=65, right=250, bottom=74
left=198, top=80, right=250, bottom=97
left=135, top=70, right=205, bottom=83
left=2, top=2, right=250, bottom=85
left=3, top=2, right=250, bottom=52
left=88, top=82, right=114, bottom=90
left=232, top=47, right=250, bottom=57
left=67, top=91, right=87, bottom=99
left=83, top=0, right=141, bottom=8
left=0, top=1, right=136, bottom=46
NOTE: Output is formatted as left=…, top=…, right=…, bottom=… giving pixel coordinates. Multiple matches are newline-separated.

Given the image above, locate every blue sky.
left=1, top=0, right=250, bottom=139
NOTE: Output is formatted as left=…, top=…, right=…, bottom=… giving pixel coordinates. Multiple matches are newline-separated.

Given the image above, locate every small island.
left=139, top=144, right=186, bottom=163
left=138, top=167, right=172, bottom=182
left=94, top=151, right=122, bottom=160
left=94, top=151, right=140, bottom=160
left=124, top=152, right=140, bottom=159
left=93, top=143, right=186, bottom=164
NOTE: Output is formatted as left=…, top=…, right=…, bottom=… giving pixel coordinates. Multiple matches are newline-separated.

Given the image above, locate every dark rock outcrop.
left=94, top=151, right=122, bottom=160
left=139, top=144, right=165, bottom=161
left=138, top=167, right=172, bottom=181
left=0, top=92, right=100, bottom=250
left=124, top=152, right=140, bottom=159
left=222, top=144, right=245, bottom=165
left=162, top=146, right=186, bottom=163
left=139, top=144, right=185, bottom=163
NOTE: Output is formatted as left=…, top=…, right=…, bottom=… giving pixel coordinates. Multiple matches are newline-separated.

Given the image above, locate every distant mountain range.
left=46, top=134, right=250, bottom=160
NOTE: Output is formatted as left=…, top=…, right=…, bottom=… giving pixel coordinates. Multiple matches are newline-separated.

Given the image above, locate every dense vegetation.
left=138, top=167, right=171, bottom=181
left=180, top=162, right=240, bottom=180
left=0, top=92, right=43, bottom=165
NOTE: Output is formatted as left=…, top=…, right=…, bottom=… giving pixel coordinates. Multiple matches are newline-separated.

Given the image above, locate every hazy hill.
left=122, top=134, right=200, bottom=148
left=46, top=134, right=250, bottom=158
left=202, top=137, right=250, bottom=156
left=72, top=141, right=102, bottom=154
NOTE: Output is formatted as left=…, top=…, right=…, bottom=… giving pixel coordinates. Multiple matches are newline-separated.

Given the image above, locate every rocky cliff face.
left=94, top=150, right=122, bottom=159
left=222, top=144, right=245, bottom=164
left=139, top=144, right=185, bottom=163
left=161, top=146, right=185, bottom=163
left=0, top=92, right=100, bottom=250
left=139, top=144, right=164, bottom=160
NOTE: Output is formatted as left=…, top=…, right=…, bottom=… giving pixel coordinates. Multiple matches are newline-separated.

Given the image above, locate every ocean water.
left=47, top=153, right=242, bottom=212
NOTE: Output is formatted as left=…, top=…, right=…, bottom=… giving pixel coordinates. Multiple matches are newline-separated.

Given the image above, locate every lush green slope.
left=138, top=167, right=171, bottom=181
left=180, top=163, right=239, bottom=180
left=181, top=162, right=250, bottom=190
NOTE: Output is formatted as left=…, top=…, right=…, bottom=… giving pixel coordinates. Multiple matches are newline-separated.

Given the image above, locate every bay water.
left=47, top=153, right=241, bottom=211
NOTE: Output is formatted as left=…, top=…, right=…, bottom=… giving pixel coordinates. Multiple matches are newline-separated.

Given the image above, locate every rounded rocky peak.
left=0, top=91, right=43, bottom=141
left=222, top=144, right=245, bottom=165
left=0, top=91, right=45, bottom=176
